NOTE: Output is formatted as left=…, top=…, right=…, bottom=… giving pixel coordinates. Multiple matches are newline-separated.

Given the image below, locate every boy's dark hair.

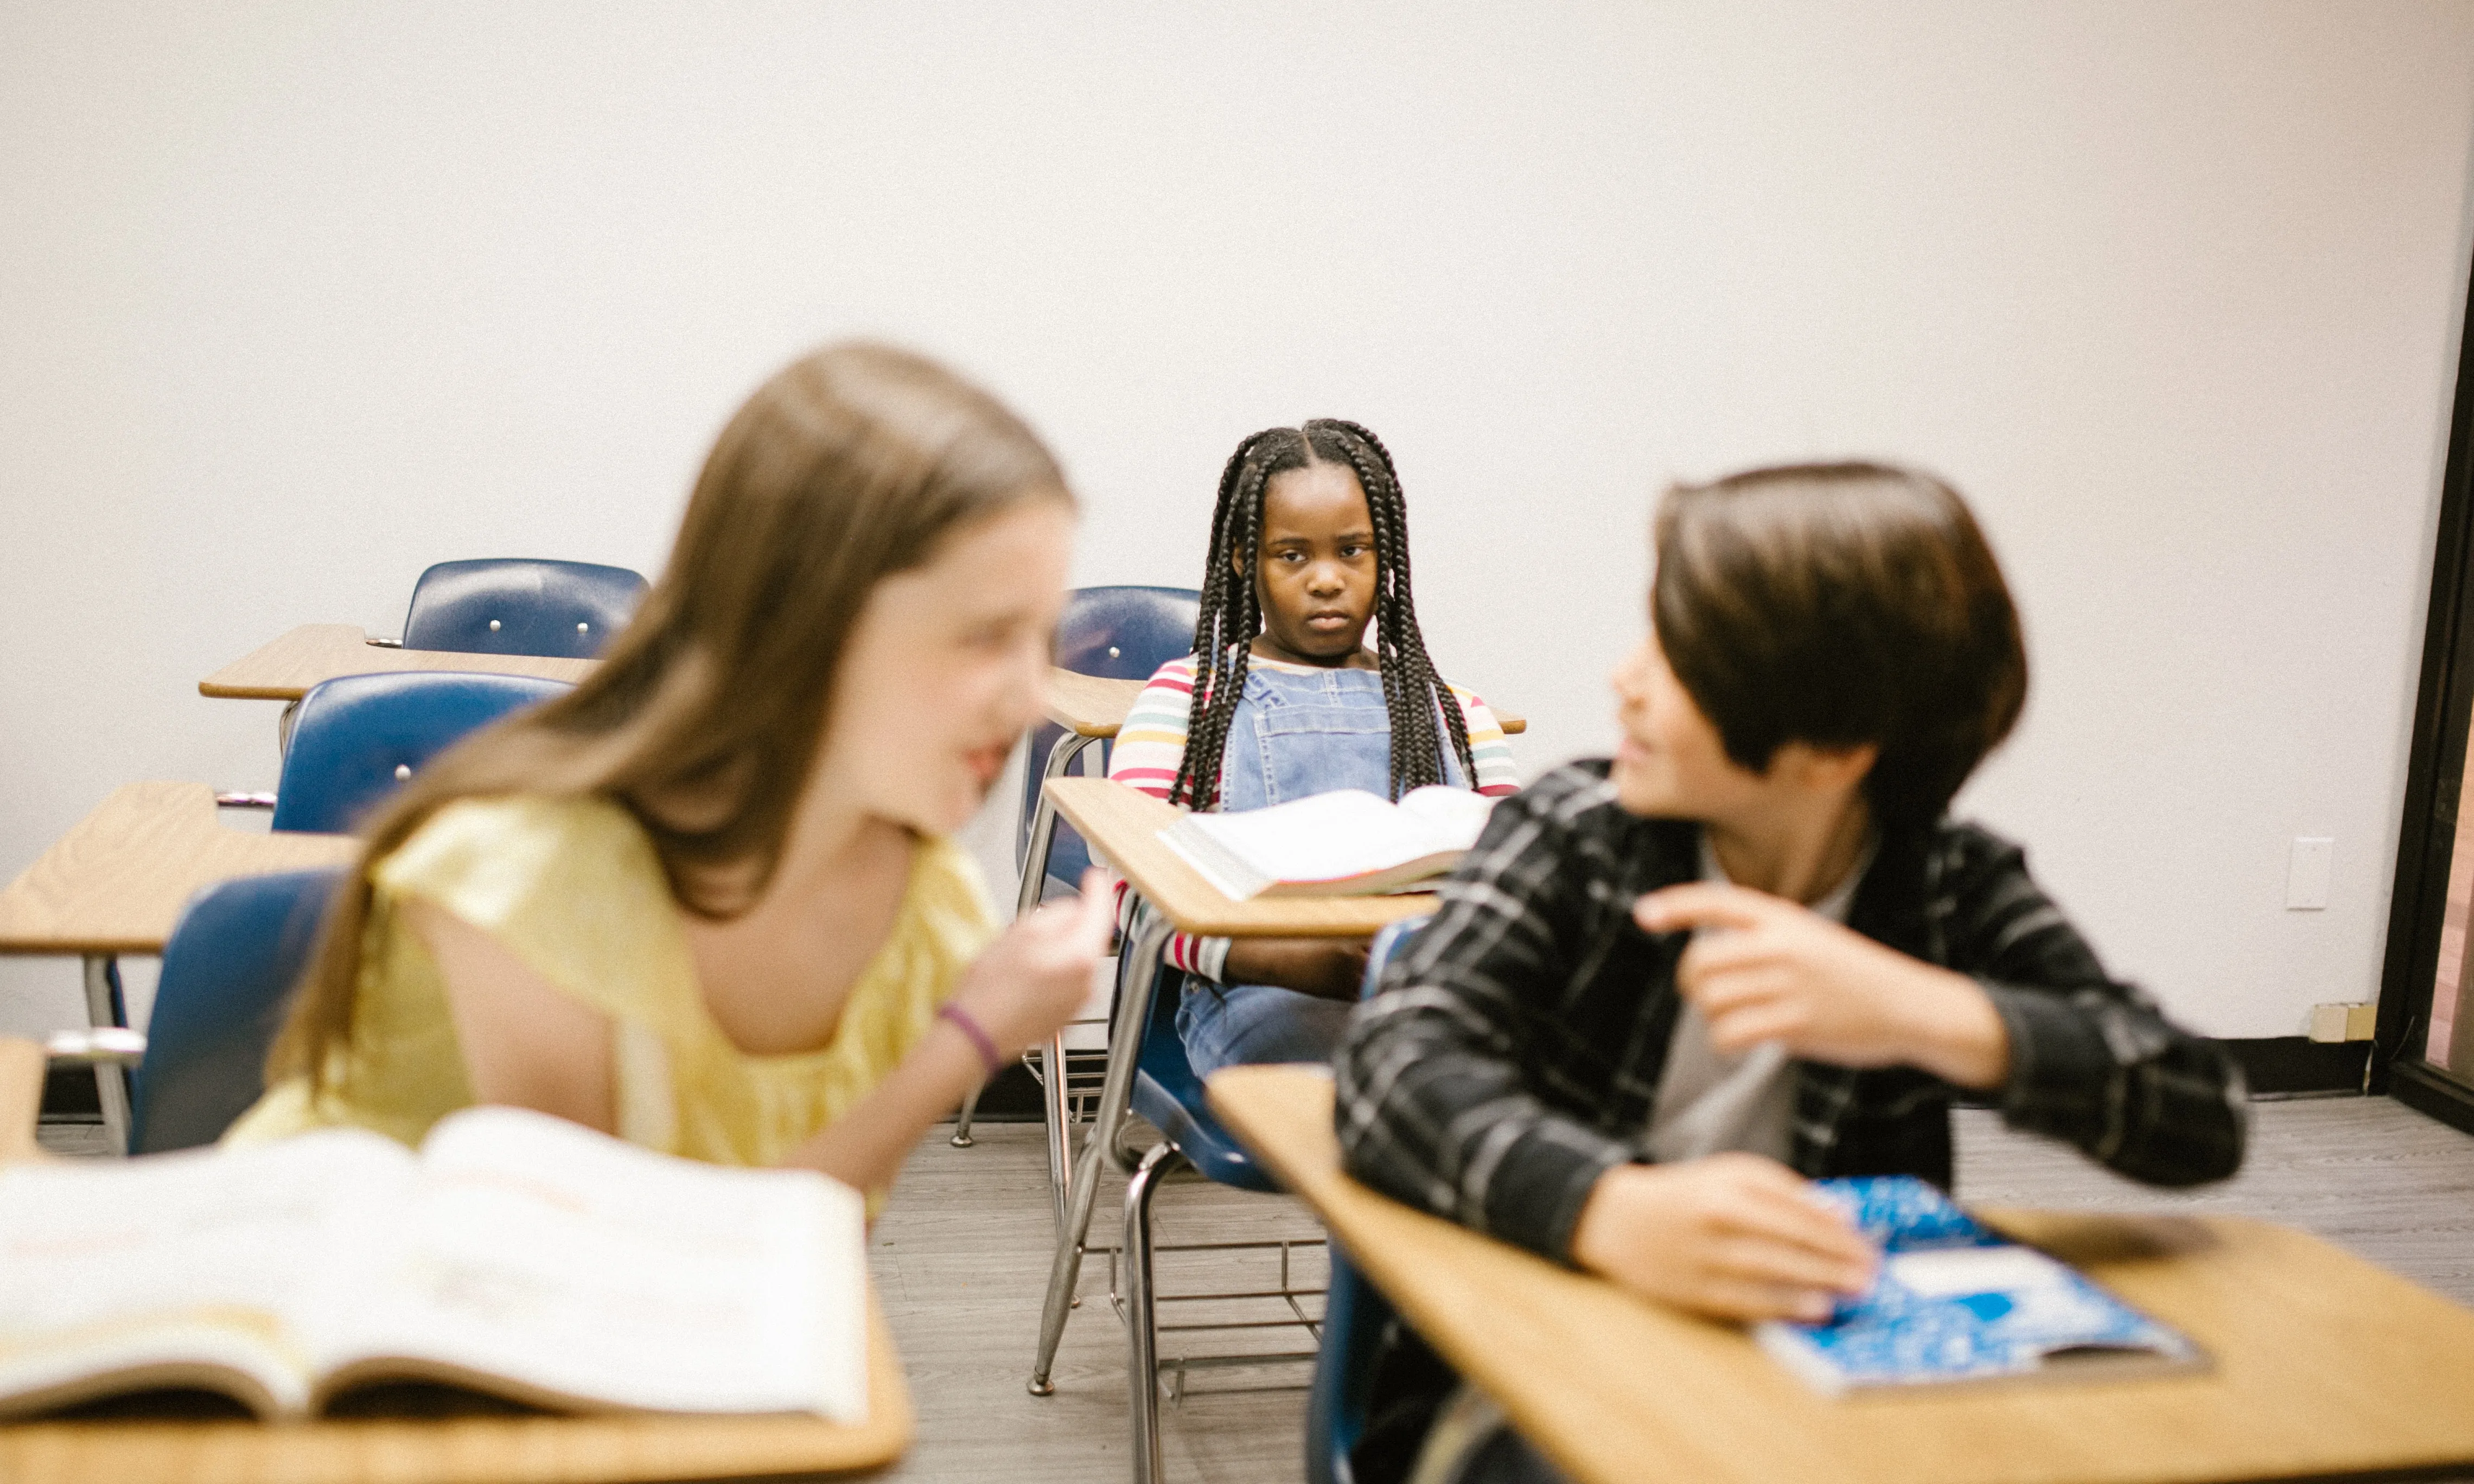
left=1171, top=420, right=1476, bottom=810
left=1653, top=461, right=2027, bottom=829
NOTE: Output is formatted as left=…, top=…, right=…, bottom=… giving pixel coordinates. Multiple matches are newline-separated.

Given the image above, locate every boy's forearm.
left=1893, top=964, right=2012, bottom=1090
left=1981, top=982, right=2247, bottom=1186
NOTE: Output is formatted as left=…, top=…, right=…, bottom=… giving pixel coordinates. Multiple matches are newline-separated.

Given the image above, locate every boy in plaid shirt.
left=1335, top=463, right=2246, bottom=1484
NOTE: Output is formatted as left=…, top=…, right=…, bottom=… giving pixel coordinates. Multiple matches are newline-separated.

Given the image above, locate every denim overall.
left=1176, top=663, right=1470, bottom=1076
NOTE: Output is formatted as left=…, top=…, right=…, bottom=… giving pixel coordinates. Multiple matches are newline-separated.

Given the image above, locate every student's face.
left=1608, top=631, right=1777, bottom=820
left=1247, top=463, right=1378, bottom=665
left=821, top=497, right=1076, bottom=835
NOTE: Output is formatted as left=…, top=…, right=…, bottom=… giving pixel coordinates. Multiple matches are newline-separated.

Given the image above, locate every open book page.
left=1161, top=786, right=1497, bottom=899
left=1392, top=784, right=1496, bottom=840
left=299, top=1106, right=868, bottom=1422
left=0, top=1129, right=417, bottom=1418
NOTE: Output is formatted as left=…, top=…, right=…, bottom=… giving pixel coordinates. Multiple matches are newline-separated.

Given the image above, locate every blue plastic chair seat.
left=131, top=868, right=343, bottom=1154
left=402, top=558, right=648, bottom=658
left=1127, top=970, right=1283, bottom=1194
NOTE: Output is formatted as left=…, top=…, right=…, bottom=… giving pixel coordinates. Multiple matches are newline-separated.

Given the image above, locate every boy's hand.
left=954, top=869, right=1115, bottom=1057
left=1221, top=936, right=1372, bottom=1001
left=1634, top=882, right=2011, bottom=1090
left=1572, top=1154, right=1875, bottom=1321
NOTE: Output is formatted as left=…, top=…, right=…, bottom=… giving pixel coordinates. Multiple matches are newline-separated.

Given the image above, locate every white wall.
left=5, top=2, right=2472, bottom=1040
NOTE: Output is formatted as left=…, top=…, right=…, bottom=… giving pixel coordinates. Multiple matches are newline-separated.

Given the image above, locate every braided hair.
left=1168, top=420, right=1476, bottom=810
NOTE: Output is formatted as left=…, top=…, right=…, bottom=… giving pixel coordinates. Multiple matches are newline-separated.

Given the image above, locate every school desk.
left=199, top=624, right=598, bottom=700
left=0, top=1038, right=913, bottom=1483
left=0, top=783, right=355, bottom=1151
left=1205, top=1063, right=2474, bottom=1484
left=1022, top=776, right=1442, bottom=1460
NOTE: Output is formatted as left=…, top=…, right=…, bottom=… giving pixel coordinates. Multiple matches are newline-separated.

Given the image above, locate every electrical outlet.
left=2286, top=837, right=2333, bottom=910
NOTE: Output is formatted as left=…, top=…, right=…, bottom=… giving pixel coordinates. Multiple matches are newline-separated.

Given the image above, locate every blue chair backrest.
left=1306, top=913, right=1431, bottom=1484
left=270, top=671, right=572, bottom=833
left=1019, top=585, right=1200, bottom=899
left=402, top=558, right=648, bottom=658
left=132, top=868, right=344, bottom=1154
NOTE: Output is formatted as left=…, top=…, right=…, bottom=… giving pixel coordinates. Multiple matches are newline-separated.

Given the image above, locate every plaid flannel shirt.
left=1334, top=760, right=2249, bottom=1264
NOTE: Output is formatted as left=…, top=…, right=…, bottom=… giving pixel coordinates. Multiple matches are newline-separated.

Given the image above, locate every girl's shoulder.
left=373, top=792, right=667, bottom=930
left=1138, top=654, right=1201, bottom=689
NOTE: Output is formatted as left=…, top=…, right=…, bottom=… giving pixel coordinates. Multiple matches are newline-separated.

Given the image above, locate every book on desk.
left=0, top=1106, right=866, bottom=1424
left=1756, top=1176, right=2204, bottom=1397
left=1158, top=786, right=1496, bottom=900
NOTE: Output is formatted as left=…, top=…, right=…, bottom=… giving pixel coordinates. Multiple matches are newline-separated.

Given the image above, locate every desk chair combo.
left=40, top=868, right=342, bottom=1155
left=953, top=585, right=1198, bottom=1158
left=39, top=666, right=571, bottom=1152
left=219, top=559, right=639, bottom=756
left=1019, top=780, right=1440, bottom=1484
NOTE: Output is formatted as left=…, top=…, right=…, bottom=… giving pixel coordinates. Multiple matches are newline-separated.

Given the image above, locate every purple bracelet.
left=938, top=1002, right=1004, bottom=1080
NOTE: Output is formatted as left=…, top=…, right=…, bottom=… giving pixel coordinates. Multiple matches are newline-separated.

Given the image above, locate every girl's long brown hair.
left=268, top=342, right=1070, bottom=1090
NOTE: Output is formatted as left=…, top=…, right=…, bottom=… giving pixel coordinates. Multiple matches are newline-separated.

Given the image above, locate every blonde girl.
left=231, top=343, right=1110, bottom=1210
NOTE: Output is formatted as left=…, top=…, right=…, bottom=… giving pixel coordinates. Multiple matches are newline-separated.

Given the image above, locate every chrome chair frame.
left=1026, top=892, right=1331, bottom=1484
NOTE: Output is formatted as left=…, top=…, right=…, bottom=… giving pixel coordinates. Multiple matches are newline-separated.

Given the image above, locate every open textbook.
left=1755, top=1176, right=2204, bottom=1396
left=1159, top=786, right=1497, bottom=900
left=0, top=1106, right=866, bottom=1423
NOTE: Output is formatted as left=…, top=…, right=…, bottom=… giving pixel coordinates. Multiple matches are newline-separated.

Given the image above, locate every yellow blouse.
left=224, top=794, right=997, bottom=1210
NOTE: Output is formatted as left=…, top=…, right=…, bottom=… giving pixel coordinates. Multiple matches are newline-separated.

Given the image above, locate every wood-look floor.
left=33, top=1093, right=2474, bottom=1481
left=866, top=1095, right=2474, bottom=1484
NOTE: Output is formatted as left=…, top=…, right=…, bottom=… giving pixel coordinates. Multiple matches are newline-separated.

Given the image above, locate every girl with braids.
left=226, top=343, right=1110, bottom=1216
left=1106, top=420, right=1519, bottom=1075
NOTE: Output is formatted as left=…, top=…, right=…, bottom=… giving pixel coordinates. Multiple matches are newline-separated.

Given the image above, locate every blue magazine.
left=1754, top=1176, right=2205, bottom=1396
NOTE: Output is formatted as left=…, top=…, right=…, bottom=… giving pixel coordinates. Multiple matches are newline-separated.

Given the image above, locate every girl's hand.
left=1633, top=882, right=2010, bottom=1089
left=953, top=869, right=1114, bottom=1057
left=1572, top=1154, right=1876, bottom=1322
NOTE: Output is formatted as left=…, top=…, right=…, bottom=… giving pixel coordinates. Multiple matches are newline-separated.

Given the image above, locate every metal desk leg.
left=1124, top=1141, right=1181, bottom=1484
left=1044, top=1028, right=1072, bottom=1232
left=80, top=955, right=131, bottom=1156
left=1029, top=910, right=1169, bottom=1396
left=952, top=731, right=1099, bottom=1149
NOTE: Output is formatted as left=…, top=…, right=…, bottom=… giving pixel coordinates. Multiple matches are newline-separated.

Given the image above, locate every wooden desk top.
left=0, top=1299, right=911, bottom=1484
left=0, top=1039, right=913, bottom=1482
left=1044, top=777, right=1440, bottom=938
left=0, top=784, right=358, bottom=956
left=200, top=625, right=596, bottom=700
left=1207, top=1065, right=2474, bottom=1484
left=1039, top=667, right=1527, bottom=740
left=1043, top=669, right=1148, bottom=738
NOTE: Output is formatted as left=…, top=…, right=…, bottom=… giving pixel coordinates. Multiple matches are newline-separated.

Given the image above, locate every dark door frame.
left=2377, top=240, right=2474, bottom=1136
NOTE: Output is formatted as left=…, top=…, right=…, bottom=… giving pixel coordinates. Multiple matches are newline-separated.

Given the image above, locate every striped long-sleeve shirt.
left=1107, top=653, right=1521, bottom=981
